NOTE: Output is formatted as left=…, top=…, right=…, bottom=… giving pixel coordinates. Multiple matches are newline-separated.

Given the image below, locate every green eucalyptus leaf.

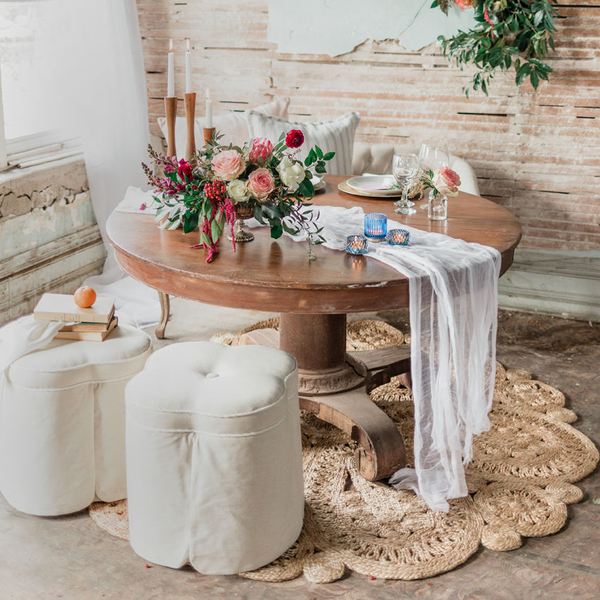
left=298, top=178, right=315, bottom=198
left=211, top=218, right=222, bottom=241
left=269, top=220, right=283, bottom=239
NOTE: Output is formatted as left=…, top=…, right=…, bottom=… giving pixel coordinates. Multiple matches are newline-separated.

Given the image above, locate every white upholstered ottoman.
left=0, top=321, right=152, bottom=516
left=125, top=341, right=304, bottom=575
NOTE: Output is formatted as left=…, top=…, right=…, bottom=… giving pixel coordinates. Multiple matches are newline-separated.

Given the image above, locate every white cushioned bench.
left=0, top=320, right=152, bottom=516
left=125, top=341, right=304, bottom=574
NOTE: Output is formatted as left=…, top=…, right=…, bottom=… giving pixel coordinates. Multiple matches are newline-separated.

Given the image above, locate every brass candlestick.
left=164, top=96, right=178, bottom=157
left=184, top=92, right=196, bottom=160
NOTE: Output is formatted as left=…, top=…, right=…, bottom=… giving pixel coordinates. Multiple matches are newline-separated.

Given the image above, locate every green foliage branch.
left=432, top=0, right=558, bottom=96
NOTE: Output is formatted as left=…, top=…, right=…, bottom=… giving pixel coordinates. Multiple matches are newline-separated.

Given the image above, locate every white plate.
left=312, top=175, right=326, bottom=191
left=346, top=175, right=401, bottom=197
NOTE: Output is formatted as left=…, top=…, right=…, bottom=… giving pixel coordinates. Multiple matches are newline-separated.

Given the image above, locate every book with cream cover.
left=55, top=317, right=118, bottom=342
left=34, top=293, right=115, bottom=324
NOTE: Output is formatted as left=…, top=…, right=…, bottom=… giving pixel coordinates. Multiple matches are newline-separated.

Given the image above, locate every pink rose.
left=249, top=137, right=273, bottom=166
left=247, top=168, right=275, bottom=200
left=455, top=0, right=476, bottom=9
left=211, top=150, right=246, bottom=181
left=434, top=167, right=461, bottom=197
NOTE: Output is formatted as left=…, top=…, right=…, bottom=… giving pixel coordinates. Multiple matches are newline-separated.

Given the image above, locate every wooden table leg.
left=156, top=292, right=170, bottom=339
left=300, top=388, right=406, bottom=481
left=278, top=313, right=411, bottom=481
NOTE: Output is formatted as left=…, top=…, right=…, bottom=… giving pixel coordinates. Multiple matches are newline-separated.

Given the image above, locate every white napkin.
left=115, top=186, right=158, bottom=214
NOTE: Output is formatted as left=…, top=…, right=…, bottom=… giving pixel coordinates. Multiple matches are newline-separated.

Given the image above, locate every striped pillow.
left=245, top=111, right=360, bottom=176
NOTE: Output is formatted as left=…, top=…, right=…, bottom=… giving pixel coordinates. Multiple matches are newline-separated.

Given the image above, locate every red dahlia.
left=285, top=129, right=304, bottom=149
left=177, top=159, right=193, bottom=182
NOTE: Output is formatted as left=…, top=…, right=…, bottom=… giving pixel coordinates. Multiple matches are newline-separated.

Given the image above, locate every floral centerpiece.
left=142, top=130, right=335, bottom=262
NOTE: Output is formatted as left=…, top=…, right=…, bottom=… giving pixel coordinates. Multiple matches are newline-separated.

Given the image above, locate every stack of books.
left=34, top=293, right=118, bottom=342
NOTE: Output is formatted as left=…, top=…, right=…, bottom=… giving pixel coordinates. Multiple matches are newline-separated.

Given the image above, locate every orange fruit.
left=74, top=286, right=97, bottom=308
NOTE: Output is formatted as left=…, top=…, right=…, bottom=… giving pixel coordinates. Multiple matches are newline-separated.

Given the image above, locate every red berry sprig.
left=204, top=180, right=227, bottom=202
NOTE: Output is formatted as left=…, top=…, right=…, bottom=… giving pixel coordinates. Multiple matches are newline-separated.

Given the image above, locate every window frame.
left=0, top=0, right=78, bottom=170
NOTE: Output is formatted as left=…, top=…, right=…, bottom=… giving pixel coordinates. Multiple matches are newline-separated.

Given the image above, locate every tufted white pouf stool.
left=125, top=341, right=304, bottom=575
left=0, top=319, right=152, bottom=516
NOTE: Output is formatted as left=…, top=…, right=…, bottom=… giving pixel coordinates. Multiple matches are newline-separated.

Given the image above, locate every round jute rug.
left=90, top=319, right=598, bottom=583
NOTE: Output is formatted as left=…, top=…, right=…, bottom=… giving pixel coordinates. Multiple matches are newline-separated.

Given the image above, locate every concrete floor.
left=1, top=299, right=598, bottom=599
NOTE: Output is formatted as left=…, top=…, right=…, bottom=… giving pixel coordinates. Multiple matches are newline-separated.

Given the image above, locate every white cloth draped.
left=0, top=316, right=64, bottom=375
left=263, top=205, right=501, bottom=512
left=36, top=1, right=160, bottom=328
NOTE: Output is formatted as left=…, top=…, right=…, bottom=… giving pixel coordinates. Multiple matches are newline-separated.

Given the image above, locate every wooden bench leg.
left=156, top=292, right=170, bottom=339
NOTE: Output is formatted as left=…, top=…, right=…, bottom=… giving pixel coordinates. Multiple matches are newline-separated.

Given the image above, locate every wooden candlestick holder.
left=203, top=127, right=216, bottom=147
left=184, top=92, right=196, bottom=160
left=164, top=96, right=178, bottom=158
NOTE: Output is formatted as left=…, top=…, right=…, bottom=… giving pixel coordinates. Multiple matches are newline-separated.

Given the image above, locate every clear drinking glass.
left=418, top=143, right=449, bottom=171
left=428, top=191, right=448, bottom=221
left=392, top=154, right=419, bottom=215
left=418, top=144, right=450, bottom=209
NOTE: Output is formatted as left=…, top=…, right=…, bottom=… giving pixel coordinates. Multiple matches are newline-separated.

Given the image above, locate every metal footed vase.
left=228, top=205, right=255, bottom=243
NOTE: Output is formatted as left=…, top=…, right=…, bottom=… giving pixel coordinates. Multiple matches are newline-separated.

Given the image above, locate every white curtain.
left=40, top=0, right=161, bottom=326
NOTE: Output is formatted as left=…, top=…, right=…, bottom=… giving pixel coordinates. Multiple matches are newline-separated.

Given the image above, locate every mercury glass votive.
left=364, top=213, right=388, bottom=242
left=386, top=228, right=410, bottom=246
left=345, top=234, right=369, bottom=255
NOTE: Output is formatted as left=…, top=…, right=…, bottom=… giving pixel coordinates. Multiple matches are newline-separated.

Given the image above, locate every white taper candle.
left=185, top=39, right=192, bottom=94
left=205, top=88, right=213, bottom=128
left=167, top=38, right=175, bottom=97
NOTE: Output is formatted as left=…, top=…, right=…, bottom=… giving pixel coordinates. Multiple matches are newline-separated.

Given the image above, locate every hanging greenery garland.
left=432, top=0, right=558, bottom=96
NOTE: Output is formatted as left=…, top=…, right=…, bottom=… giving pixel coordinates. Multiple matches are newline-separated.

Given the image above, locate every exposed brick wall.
left=137, top=0, right=600, bottom=251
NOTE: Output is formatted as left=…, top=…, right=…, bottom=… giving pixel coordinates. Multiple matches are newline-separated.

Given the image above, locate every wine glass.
left=418, top=144, right=449, bottom=209
left=418, top=143, right=449, bottom=171
left=392, top=154, right=419, bottom=215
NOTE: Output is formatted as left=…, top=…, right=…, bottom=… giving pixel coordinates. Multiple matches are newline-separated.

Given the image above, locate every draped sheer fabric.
left=273, top=205, right=501, bottom=512
left=0, top=316, right=65, bottom=374
left=33, top=1, right=159, bottom=327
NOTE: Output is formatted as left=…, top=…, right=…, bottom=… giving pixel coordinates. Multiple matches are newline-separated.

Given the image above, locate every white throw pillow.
left=157, top=97, right=290, bottom=155
left=245, top=111, right=360, bottom=176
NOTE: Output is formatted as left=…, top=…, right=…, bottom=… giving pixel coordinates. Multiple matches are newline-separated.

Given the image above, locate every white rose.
left=277, top=156, right=306, bottom=192
left=227, top=179, right=249, bottom=204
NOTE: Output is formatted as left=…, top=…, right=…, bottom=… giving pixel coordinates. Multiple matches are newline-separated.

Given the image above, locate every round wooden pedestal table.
left=107, top=175, right=521, bottom=482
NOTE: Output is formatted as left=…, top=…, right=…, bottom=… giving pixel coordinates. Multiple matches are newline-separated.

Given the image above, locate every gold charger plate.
left=338, top=179, right=403, bottom=199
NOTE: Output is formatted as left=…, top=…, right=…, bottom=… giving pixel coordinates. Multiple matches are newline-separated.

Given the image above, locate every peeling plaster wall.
left=0, top=157, right=105, bottom=323
left=138, top=0, right=600, bottom=253
left=267, top=0, right=476, bottom=56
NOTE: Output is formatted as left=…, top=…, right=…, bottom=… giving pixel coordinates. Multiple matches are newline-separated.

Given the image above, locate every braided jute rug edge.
left=90, top=319, right=598, bottom=583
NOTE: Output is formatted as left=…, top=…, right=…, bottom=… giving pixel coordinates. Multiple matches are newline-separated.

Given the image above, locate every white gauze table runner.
left=269, top=205, right=501, bottom=512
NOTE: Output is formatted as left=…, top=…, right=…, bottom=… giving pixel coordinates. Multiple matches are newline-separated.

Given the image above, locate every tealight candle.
left=345, top=234, right=369, bottom=255
left=386, top=229, right=410, bottom=246
left=364, top=213, right=387, bottom=242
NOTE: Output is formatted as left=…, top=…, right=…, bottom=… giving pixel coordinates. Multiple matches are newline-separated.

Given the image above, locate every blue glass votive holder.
left=345, top=234, right=369, bottom=255
left=387, top=229, right=410, bottom=246
left=364, top=213, right=388, bottom=242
